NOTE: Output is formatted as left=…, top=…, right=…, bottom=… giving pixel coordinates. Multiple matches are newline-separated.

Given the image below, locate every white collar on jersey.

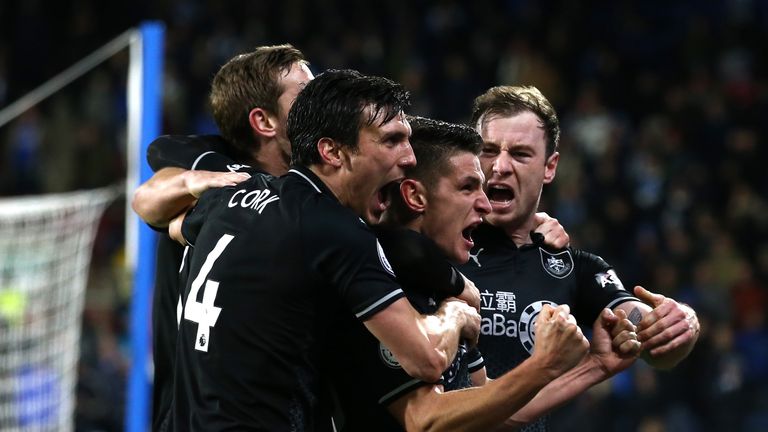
left=289, top=168, right=323, bottom=193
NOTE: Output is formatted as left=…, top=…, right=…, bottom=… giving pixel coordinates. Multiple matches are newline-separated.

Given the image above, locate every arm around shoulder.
left=363, top=297, right=479, bottom=383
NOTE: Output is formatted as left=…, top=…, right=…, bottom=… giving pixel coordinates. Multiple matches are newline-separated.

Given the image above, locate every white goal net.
left=0, top=186, right=118, bottom=431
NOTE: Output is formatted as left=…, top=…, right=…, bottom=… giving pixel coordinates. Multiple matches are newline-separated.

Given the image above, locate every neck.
left=379, top=210, right=422, bottom=233
left=309, top=164, right=344, bottom=201
left=253, top=140, right=290, bottom=176
left=495, top=215, right=537, bottom=247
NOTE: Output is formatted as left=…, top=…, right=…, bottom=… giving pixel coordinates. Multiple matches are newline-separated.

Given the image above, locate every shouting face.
left=477, top=111, right=559, bottom=233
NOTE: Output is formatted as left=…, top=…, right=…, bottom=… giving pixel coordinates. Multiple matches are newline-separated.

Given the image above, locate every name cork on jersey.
left=227, top=187, right=280, bottom=213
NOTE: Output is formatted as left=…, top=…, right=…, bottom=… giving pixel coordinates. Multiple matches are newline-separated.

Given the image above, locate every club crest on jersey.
left=519, top=300, right=557, bottom=354
left=379, top=343, right=401, bottom=369
left=376, top=240, right=395, bottom=276
left=539, top=248, right=573, bottom=279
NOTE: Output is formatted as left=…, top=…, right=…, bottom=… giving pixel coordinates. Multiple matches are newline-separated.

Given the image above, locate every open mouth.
left=378, top=181, right=401, bottom=210
left=487, top=184, right=514, bottom=204
left=461, top=220, right=482, bottom=243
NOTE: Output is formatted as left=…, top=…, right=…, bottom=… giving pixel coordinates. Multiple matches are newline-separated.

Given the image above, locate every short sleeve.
left=373, top=227, right=464, bottom=312
left=573, top=250, right=640, bottom=324
left=303, top=210, right=405, bottom=321
left=147, top=134, right=234, bottom=171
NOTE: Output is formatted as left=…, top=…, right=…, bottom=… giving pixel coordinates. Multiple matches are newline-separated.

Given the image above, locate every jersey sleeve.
left=465, top=347, right=485, bottom=374
left=303, top=213, right=405, bottom=321
left=147, top=134, right=240, bottom=172
left=572, top=249, right=640, bottom=324
left=372, top=226, right=464, bottom=313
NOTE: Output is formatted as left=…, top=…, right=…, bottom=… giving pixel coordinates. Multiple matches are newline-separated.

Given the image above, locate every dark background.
left=1, top=0, right=767, bottom=430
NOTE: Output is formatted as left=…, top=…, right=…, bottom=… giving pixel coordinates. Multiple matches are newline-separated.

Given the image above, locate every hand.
left=456, top=273, right=480, bottom=311
left=440, top=299, right=481, bottom=347
left=183, top=170, right=251, bottom=198
left=532, top=212, right=569, bottom=249
left=168, top=210, right=190, bottom=245
left=634, top=286, right=700, bottom=364
left=590, top=308, right=641, bottom=376
left=531, top=304, right=589, bottom=378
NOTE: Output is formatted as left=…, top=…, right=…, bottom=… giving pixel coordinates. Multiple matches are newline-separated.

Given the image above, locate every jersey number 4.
left=184, top=234, right=234, bottom=352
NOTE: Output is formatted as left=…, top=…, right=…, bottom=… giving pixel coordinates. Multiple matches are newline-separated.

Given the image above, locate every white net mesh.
left=0, top=186, right=118, bottom=431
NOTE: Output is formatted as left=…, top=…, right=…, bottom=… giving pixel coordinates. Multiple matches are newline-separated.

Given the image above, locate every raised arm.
left=387, top=304, right=590, bottom=432
left=363, top=297, right=480, bottom=383
left=132, top=167, right=249, bottom=227
left=133, top=134, right=252, bottom=227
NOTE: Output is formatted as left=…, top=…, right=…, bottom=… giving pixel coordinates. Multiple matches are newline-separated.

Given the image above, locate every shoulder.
left=569, top=247, right=613, bottom=268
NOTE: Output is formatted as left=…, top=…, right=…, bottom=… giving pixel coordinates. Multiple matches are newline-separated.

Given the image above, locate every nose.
left=476, top=192, right=492, bottom=216
left=492, top=153, right=513, bottom=176
left=399, top=141, right=417, bottom=168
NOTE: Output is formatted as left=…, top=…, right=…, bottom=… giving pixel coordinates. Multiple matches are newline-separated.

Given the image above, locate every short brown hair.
left=471, top=85, right=560, bottom=158
left=406, top=116, right=483, bottom=189
left=209, top=44, right=306, bottom=153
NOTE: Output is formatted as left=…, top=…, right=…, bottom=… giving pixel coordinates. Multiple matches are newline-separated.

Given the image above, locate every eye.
left=481, top=146, right=499, bottom=156
left=512, top=150, right=532, bottom=160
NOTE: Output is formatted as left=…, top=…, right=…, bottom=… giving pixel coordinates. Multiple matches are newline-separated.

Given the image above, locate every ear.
left=248, top=107, right=278, bottom=138
left=543, top=151, right=559, bottom=184
left=399, top=179, right=428, bottom=213
left=317, top=137, right=343, bottom=168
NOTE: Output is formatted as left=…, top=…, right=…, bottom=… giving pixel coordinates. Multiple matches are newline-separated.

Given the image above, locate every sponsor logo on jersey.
left=595, top=269, right=624, bottom=290
left=539, top=248, right=573, bottom=279
left=227, top=163, right=251, bottom=172
left=480, top=290, right=516, bottom=313
left=468, top=247, right=484, bottom=267
left=376, top=240, right=395, bottom=276
left=519, top=300, right=557, bottom=354
left=379, top=342, right=401, bottom=369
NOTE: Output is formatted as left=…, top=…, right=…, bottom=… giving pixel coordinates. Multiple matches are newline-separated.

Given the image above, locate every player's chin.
left=451, top=245, right=471, bottom=265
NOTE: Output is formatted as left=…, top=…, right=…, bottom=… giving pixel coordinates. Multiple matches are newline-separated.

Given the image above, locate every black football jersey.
left=172, top=167, right=404, bottom=431
left=458, top=223, right=638, bottom=377
left=457, top=223, right=639, bottom=431
left=326, top=227, right=484, bottom=431
left=146, top=134, right=253, bottom=431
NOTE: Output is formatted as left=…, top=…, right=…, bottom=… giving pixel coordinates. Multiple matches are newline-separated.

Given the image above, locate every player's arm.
left=613, top=286, right=700, bottom=369
left=573, top=251, right=696, bottom=370
left=132, top=167, right=249, bottom=227
left=497, top=308, right=640, bottom=428
left=363, top=297, right=480, bottom=383
left=133, top=135, right=251, bottom=227
left=387, top=305, right=589, bottom=432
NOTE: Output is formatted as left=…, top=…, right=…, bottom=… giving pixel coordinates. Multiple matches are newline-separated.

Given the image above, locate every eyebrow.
left=380, top=130, right=409, bottom=142
left=460, top=174, right=483, bottom=188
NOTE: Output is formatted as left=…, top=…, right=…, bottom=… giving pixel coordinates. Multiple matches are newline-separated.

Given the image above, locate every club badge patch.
left=379, top=342, right=401, bottom=369
left=539, top=248, right=573, bottom=279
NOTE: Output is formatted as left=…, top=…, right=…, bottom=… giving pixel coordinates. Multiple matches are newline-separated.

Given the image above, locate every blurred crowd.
left=1, top=0, right=767, bottom=430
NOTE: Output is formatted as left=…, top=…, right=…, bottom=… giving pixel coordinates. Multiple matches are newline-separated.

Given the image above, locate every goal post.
left=0, top=20, right=164, bottom=431
left=125, top=21, right=164, bottom=432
